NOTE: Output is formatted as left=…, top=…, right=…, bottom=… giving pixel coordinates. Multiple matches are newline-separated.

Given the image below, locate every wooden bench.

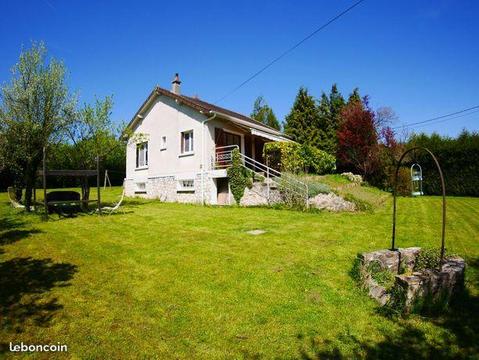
left=46, top=191, right=81, bottom=214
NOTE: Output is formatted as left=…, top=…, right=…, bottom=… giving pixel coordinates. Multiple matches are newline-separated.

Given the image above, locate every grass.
left=0, top=184, right=478, bottom=358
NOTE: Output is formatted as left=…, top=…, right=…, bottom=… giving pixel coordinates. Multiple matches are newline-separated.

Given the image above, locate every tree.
left=316, top=84, right=346, bottom=155
left=0, top=42, right=75, bottom=210
left=347, top=88, right=361, bottom=105
left=284, top=87, right=322, bottom=148
left=336, top=97, right=379, bottom=179
left=329, top=84, right=346, bottom=126
left=63, top=96, right=125, bottom=204
left=317, top=93, right=334, bottom=154
left=251, top=96, right=280, bottom=130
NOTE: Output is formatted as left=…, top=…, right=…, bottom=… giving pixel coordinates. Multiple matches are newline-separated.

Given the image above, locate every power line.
left=214, top=0, right=366, bottom=104
left=404, top=110, right=479, bottom=130
left=392, top=105, right=479, bottom=130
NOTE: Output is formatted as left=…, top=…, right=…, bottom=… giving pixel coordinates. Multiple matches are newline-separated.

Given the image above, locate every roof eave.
left=210, top=110, right=289, bottom=140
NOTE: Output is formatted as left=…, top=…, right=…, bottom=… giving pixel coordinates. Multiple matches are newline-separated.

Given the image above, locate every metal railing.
left=212, top=146, right=309, bottom=208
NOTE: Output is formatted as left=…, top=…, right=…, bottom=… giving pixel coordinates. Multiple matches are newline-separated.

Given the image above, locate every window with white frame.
left=136, top=142, right=148, bottom=168
left=180, top=130, right=194, bottom=154
left=160, top=136, right=167, bottom=150
left=177, top=179, right=195, bottom=192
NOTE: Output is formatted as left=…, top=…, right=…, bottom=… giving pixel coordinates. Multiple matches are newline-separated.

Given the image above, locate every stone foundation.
left=358, top=248, right=465, bottom=313
left=125, top=175, right=281, bottom=206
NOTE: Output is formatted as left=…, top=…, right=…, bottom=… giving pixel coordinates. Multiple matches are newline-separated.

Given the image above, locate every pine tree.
left=329, top=83, right=346, bottom=129
left=315, top=84, right=346, bottom=155
left=317, top=93, right=335, bottom=154
left=251, top=96, right=281, bottom=130
left=284, top=87, right=322, bottom=148
left=347, top=88, right=362, bottom=105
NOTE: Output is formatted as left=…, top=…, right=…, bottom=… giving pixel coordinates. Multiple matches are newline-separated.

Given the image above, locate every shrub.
left=300, top=145, right=336, bottom=174
left=227, top=149, right=251, bottom=205
left=264, top=142, right=304, bottom=173
left=414, top=248, right=444, bottom=271
left=306, top=182, right=331, bottom=198
left=263, top=142, right=336, bottom=175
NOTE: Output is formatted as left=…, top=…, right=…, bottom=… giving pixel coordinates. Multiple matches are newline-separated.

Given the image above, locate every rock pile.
left=310, top=193, right=356, bottom=212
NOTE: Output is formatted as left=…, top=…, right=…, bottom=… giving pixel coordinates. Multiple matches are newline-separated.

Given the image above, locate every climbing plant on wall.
left=227, top=148, right=252, bottom=205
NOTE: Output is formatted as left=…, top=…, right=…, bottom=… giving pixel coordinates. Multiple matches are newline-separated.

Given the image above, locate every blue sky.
left=1, top=0, right=478, bottom=136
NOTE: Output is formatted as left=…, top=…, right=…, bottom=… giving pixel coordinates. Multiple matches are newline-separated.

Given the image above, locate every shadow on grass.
left=0, top=216, right=42, bottom=247
left=0, top=257, right=77, bottom=335
left=0, top=229, right=43, bottom=246
left=300, top=258, right=479, bottom=359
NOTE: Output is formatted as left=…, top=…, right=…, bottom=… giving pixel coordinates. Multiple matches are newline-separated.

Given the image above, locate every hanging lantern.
left=410, top=163, right=423, bottom=196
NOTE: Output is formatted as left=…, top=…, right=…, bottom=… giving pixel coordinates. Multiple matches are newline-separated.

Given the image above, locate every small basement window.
left=135, top=182, right=146, bottom=194
left=177, top=179, right=195, bottom=193
left=160, top=136, right=167, bottom=150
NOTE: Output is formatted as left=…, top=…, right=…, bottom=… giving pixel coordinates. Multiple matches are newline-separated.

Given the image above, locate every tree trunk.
left=81, top=177, right=90, bottom=211
left=14, top=187, right=23, bottom=202
left=24, top=172, right=34, bottom=212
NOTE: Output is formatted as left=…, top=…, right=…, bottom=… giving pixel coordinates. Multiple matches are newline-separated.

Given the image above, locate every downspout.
left=201, top=111, right=217, bottom=204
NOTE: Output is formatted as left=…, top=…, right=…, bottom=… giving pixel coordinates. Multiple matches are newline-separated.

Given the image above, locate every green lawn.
left=1, top=186, right=478, bottom=359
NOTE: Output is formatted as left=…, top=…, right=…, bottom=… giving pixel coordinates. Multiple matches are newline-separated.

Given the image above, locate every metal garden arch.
left=391, top=147, right=447, bottom=265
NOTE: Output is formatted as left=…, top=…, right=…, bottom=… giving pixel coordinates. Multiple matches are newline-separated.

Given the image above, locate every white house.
left=124, top=74, right=290, bottom=205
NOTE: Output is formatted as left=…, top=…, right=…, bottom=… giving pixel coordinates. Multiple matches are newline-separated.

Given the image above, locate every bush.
left=287, top=173, right=331, bottom=197
left=263, top=142, right=336, bottom=175
left=301, top=145, right=336, bottom=174
left=414, top=248, right=444, bottom=271
left=227, top=149, right=251, bottom=205
left=263, top=142, right=304, bottom=173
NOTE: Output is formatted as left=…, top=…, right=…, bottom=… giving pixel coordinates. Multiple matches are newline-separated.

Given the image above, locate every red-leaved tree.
left=337, top=97, right=380, bottom=179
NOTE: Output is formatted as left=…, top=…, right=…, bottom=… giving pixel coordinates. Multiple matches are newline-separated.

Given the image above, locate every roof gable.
left=126, top=86, right=286, bottom=138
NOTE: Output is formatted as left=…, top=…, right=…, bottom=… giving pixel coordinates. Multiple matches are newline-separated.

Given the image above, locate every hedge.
left=407, top=131, right=479, bottom=196
left=263, top=142, right=336, bottom=175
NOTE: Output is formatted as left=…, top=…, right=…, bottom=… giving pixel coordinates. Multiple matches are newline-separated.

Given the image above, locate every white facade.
left=125, top=83, right=289, bottom=205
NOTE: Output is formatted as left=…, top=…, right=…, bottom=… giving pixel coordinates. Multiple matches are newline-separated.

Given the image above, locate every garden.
left=1, top=177, right=478, bottom=358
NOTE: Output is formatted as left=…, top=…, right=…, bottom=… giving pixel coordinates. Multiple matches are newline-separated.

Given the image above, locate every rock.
left=309, top=193, right=356, bottom=212
left=341, top=172, right=363, bottom=184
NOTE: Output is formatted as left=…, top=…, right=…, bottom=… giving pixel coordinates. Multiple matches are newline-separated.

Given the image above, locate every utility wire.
left=404, top=110, right=479, bottom=130
left=214, top=0, right=366, bottom=104
left=392, top=105, right=479, bottom=130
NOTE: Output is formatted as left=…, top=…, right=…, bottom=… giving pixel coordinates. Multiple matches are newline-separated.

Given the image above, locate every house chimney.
left=171, top=73, right=181, bottom=95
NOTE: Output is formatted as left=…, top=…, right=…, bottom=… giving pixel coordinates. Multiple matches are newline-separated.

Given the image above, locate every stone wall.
left=126, top=174, right=283, bottom=207
left=358, top=248, right=465, bottom=314
left=148, top=176, right=177, bottom=201
left=240, top=182, right=282, bottom=206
